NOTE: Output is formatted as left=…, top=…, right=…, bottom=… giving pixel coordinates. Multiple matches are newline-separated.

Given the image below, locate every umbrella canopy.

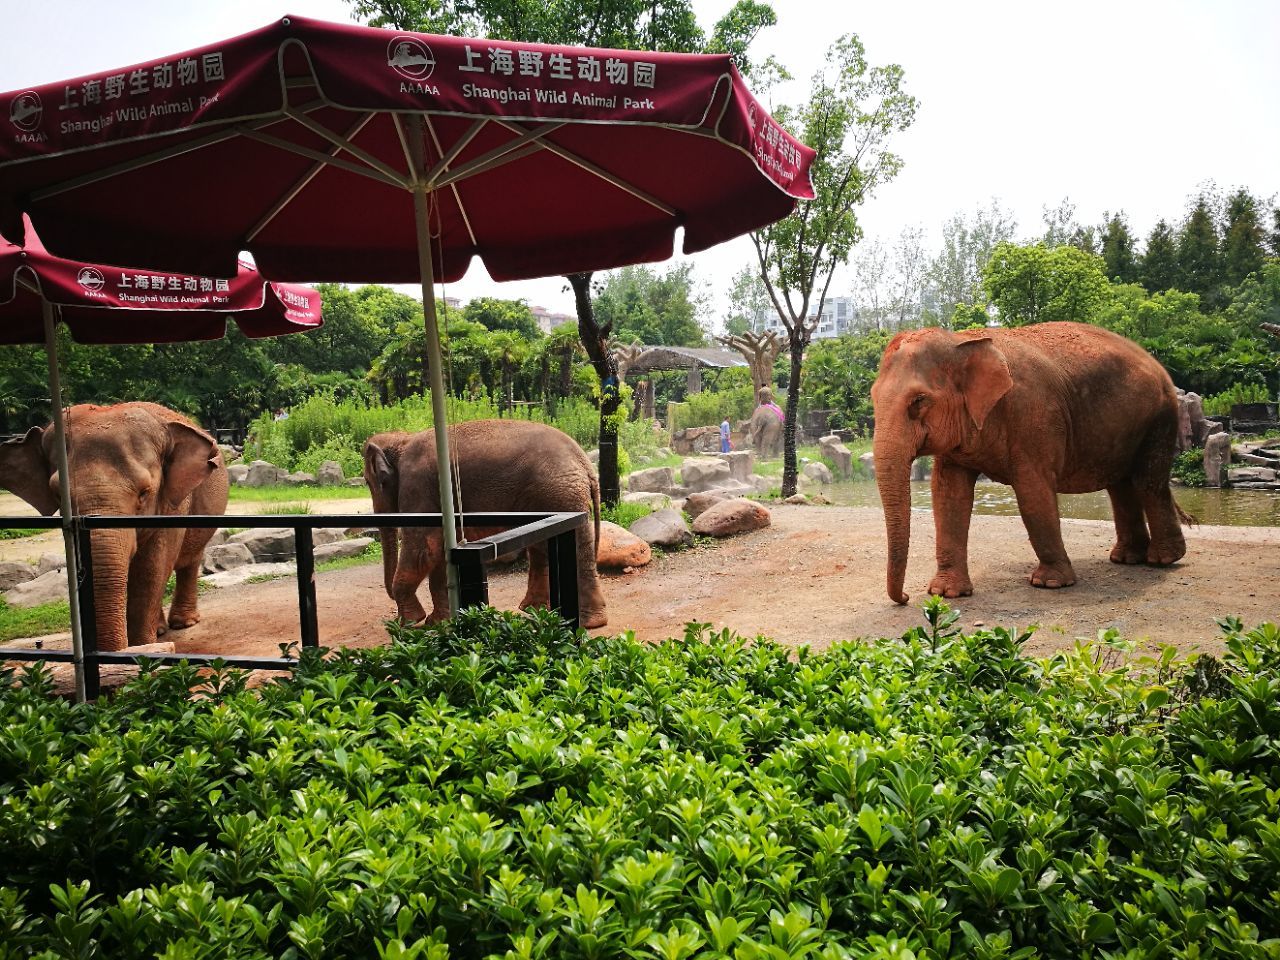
left=0, top=217, right=321, bottom=344
left=0, top=15, right=813, bottom=281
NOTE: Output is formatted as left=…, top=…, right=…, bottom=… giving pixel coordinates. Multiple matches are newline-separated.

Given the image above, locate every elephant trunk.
left=874, top=431, right=915, bottom=605
left=87, top=528, right=136, bottom=652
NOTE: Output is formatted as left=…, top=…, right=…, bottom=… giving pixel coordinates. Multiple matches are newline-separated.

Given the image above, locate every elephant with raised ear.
left=871, top=322, right=1192, bottom=604
left=363, top=418, right=608, bottom=628
left=0, top=402, right=228, bottom=650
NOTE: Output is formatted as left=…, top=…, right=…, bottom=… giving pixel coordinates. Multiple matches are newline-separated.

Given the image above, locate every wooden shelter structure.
left=616, top=345, right=748, bottom=394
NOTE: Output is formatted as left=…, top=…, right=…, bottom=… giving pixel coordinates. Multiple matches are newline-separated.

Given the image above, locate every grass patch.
left=0, top=528, right=48, bottom=541
left=227, top=484, right=365, bottom=503
left=0, top=598, right=70, bottom=643
left=600, top=501, right=652, bottom=528
left=255, top=502, right=314, bottom=516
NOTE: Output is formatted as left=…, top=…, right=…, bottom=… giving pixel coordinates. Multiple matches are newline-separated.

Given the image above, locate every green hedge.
left=1, top=604, right=1278, bottom=958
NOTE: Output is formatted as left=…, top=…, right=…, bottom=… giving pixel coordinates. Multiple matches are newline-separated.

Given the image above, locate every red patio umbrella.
left=0, top=214, right=321, bottom=700
left=0, top=14, right=815, bottom=614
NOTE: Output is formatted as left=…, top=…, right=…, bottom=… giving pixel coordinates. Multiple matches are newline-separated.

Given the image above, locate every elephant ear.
left=957, top=336, right=1013, bottom=430
left=362, top=439, right=398, bottom=512
left=162, top=420, right=219, bottom=510
left=0, top=426, right=59, bottom=516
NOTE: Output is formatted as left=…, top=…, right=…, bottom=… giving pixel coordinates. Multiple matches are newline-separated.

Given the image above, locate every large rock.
left=284, top=472, right=315, bottom=486
left=227, top=464, right=250, bottom=485
left=680, top=457, right=732, bottom=493
left=629, top=508, right=692, bottom=550
left=202, top=542, right=255, bottom=573
left=748, top=474, right=778, bottom=495
left=0, top=561, right=39, bottom=591
left=859, top=452, right=876, bottom=479
left=346, top=477, right=367, bottom=487
left=627, top=466, right=676, bottom=494
left=229, top=527, right=296, bottom=562
left=244, top=460, right=287, bottom=487
left=802, top=461, right=834, bottom=484
left=683, top=490, right=727, bottom=519
left=4, top=569, right=69, bottom=608
left=311, top=528, right=346, bottom=547
left=704, top=479, right=753, bottom=498
left=201, top=562, right=296, bottom=589
left=911, top=457, right=932, bottom=481
left=819, top=435, right=854, bottom=478
left=716, top=450, right=755, bottom=483
left=622, top=491, right=670, bottom=510
left=1204, top=432, right=1231, bottom=487
left=316, top=460, right=346, bottom=486
left=596, top=520, right=652, bottom=569
left=37, top=552, right=67, bottom=575
left=1228, top=466, right=1277, bottom=484
left=207, top=528, right=229, bottom=548
left=314, top=537, right=375, bottom=563
left=691, top=499, right=772, bottom=538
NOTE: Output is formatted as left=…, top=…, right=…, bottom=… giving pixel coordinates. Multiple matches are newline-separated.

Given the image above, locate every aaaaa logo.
left=76, top=267, right=105, bottom=292
left=8, top=91, right=42, bottom=132
left=387, top=37, right=436, bottom=81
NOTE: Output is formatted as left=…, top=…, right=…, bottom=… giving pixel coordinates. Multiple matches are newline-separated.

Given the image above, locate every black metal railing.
left=0, top=511, right=584, bottom=698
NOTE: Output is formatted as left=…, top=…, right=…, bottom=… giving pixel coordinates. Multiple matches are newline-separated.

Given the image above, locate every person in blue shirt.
left=720, top=416, right=732, bottom=453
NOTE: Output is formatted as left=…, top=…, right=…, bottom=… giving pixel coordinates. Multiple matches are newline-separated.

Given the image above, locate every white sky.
left=3, top=0, right=1278, bottom=324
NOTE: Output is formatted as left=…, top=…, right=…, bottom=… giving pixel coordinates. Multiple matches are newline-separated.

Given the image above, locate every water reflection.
left=824, top=480, right=1280, bottom=528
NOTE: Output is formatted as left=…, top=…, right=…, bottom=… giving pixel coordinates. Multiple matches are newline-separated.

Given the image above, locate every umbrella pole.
left=41, top=301, right=88, bottom=703
left=411, top=183, right=461, bottom=616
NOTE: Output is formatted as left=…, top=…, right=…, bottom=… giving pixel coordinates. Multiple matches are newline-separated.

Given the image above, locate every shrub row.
left=1, top=604, right=1278, bottom=958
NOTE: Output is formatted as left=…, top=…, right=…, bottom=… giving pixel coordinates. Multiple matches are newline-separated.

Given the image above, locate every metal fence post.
left=74, top=522, right=100, bottom=700
left=455, top=554, right=489, bottom=611
left=295, top=526, right=319, bottom=649
left=547, top=530, right=580, bottom=629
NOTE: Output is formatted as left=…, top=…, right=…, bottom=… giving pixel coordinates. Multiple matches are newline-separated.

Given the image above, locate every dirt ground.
left=11, top=503, right=1276, bottom=678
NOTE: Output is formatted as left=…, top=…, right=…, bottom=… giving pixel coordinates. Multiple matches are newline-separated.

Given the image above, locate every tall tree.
left=1268, top=206, right=1280, bottom=258
left=1099, top=212, right=1138, bottom=284
left=1220, top=188, right=1267, bottom=287
left=752, top=34, right=916, bottom=496
left=1041, top=197, right=1079, bottom=249
left=849, top=238, right=891, bottom=330
left=927, top=200, right=1017, bottom=325
left=461, top=297, right=543, bottom=340
left=888, top=224, right=929, bottom=328
left=984, top=242, right=1112, bottom=327
left=1177, top=194, right=1222, bottom=298
left=724, top=262, right=770, bottom=336
left=593, top=263, right=708, bottom=346
left=1140, top=219, right=1179, bottom=293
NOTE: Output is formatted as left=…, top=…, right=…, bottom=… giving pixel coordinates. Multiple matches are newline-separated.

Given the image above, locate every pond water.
left=822, top=479, right=1280, bottom=528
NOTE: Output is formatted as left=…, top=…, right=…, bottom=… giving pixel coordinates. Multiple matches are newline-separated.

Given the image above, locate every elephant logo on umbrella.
left=76, top=267, right=105, bottom=292
left=387, top=37, right=436, bottom=80
left=8, top=91, right=42, bottom=132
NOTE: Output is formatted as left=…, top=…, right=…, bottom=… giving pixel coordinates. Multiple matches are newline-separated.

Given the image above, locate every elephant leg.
left=421, top=530, right=450, bottom=623
left=391, top=527, right=431, bottom=624
left=126, top=532, right=180, bottom=644
left=1012, top=478, right=1076, bottom=589
left=929, top=460, right=978, bottom=598
left=521, top=544, right=551, bottom=611
left=1106, top=480, right=1150, bottom=564
left=1134, top=417, right=1186, bottom=566
left=168, top=526, right=213, bottom=629
left=575, top=521, right=608, bottom=629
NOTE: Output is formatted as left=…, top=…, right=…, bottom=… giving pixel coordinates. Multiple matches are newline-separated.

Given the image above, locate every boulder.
left=683, top=490, right=727, bottom=519
left=716, top=450, right=755, bottom=483
left=691, top=498, right=772, bottom=538
left=4, top=569, right=69, bottom=608
left=1228, top=466, right=1277, bottom=485
left=37, top=552, right=67, bottom=575
left=202, top=542, right=255, bottom=573
left=859, top=452, right=876, bottom=479
left=229, top=527, right=296, bottom=562
left=207, top=528, right=229, bottom=548
left=596, top=520, right=652, bottom=569
left=704, top=479, right=753, bottom=498
left=316, top=460, right=346, bottom=486
left=911, top=457, right=932, bottom=481
left=284, top=471, right=315, bottom=486
left=784, top=493, right=810, bottom=505
left=227, top=464, right=250, bottom=485
left=802, top=461, right=834, bottom=484
left=311, top=528, right=346, bottom=547
left=314, top=537, right=375, bottom=563
left=748, top=474, right=778, bottom=495
left=201, top=562, right=297, bottom=589
left=655, top=447, right=673, bottom=459
left=680, top=457, right=732, bottom=492
left=629, top=508, right=692, bottom=550
left=622, top=491, right=670, bottom=510
left=244, top=460, right=287, bottom=487
left=0, top=561, right=39, bottom=591
left=819, top=435, right=855, bottom=478
left=627, top=466, right=676, bottom=494
left=347, top=477, right=367, bottom=487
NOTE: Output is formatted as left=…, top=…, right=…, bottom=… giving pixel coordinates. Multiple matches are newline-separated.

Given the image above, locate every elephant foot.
left=518, top=592, right=551, bottom=612
left=1109, top=541, right=1149, bottom=565
left=580, top=608, right=608, bottom=629
left=927, top=571, right=973, bottom=599
left=168, top=609, right=201, bottom=630
left=395, top=598, right=429, bottom=625
left=1030, top=561, right=1076, bottom=589
left=1146, top=537, right=1186, bottom=567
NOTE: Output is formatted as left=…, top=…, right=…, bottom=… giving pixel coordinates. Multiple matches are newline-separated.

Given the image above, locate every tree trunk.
left=568, top=272, right=621, bottom=506
left=781, top=340, right=805, bottom=497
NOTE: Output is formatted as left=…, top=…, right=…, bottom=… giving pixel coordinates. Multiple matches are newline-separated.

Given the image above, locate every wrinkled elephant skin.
left=747, top=405, right=783, bottom=459
left=871, top=322, right=1188, bottom=604
left=0, top=402, right=228, bottom=650
left=363, top=419, right=608, bottom=628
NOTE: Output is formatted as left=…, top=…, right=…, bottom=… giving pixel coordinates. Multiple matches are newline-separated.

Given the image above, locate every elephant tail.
left=1175, top=500, right=1198, bottom=527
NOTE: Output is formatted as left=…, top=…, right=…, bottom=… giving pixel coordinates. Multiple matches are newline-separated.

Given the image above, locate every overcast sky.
left=3, top=0, right=1277, bottom=322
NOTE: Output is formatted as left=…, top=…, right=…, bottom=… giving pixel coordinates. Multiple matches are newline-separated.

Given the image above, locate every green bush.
left=1203, top=382, right=1272, bottom=416
left=669, top=384, right=756, bottom=432
left=1, top=604, right=1278, bottom=957
left=1172, top=447, right=1207, bottom=487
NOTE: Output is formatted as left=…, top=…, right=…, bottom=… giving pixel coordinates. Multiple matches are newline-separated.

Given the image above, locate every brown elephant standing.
left=363, top=419, right=608, bottom=627
left=0, top=402, right=228, bottom=649
left=871, top=322, right=1190, bottom=604
left=746, top=386, right=785, bottom=459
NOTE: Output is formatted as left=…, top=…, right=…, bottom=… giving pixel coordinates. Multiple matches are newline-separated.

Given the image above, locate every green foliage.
left=800, top=330, right=892, bottom=429
left=0, top=598, right=69, bottom=643
left=1171, top=448, right=1207, bottom=487
left=592, top=263, right=709, bottom=348
left=599, top=501, right=651, bottom=528
left=984, top=242, right=1113, bottom=327
left=0, top=528, right=45, bottom=540
left=668, top=383, right=756, bottom=432
left=3, top=605, right=1280, bottom=957
left=1203, top=381, right=1273, bottom=416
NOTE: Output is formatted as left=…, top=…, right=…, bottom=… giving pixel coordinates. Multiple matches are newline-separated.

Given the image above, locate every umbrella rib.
left=30, top=105, right=326, bottom=203
left=246, top=113, right=377, bottom=243
left=284, top=109, right=410, bottom=187
left=491, top=119, right=677, bottom=217
left=239, top=129, right=405, bottom=188
left=422, top=116, right=479, bottom=248
left=432, top=122, right=567, bottom=191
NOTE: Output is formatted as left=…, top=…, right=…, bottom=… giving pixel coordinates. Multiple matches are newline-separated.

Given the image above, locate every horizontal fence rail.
left=0, top=510, right=586, bottom=698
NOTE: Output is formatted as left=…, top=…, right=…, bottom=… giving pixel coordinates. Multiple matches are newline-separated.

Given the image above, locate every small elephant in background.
left=0, top=402, right=228, bottom=650
left=363, top=419, right=608, bottom=628
left=871, top=322, right=1192, bottom=604
left=747, top=386, right=785, bottom=459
